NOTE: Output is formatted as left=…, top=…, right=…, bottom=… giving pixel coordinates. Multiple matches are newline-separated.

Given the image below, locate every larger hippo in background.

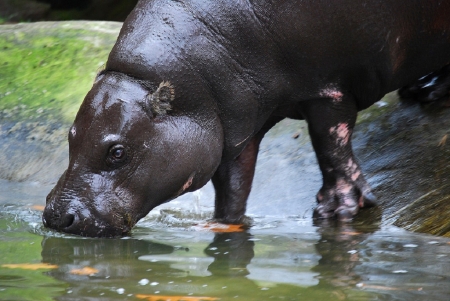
left=43, top=0, right=450, bottom=237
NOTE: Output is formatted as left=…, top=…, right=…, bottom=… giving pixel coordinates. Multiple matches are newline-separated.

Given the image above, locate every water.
left=1, top=181, right=449, bottom=301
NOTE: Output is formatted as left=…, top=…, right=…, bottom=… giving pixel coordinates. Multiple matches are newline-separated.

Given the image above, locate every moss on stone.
left=0, top=21, right=121, bottom=122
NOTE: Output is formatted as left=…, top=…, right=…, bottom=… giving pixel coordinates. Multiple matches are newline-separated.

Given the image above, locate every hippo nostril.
left=42, top=206, right=80, bottom=232
left=61, top=213, right=75, bottom=229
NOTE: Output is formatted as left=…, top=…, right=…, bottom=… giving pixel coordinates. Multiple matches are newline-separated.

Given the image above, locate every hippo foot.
left=212, top=215, right=253, bottom=227
left=313, top=179, right=377, bottom=221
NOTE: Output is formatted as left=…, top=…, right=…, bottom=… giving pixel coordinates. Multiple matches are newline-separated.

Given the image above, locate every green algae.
left=391, top=181, right=450, bottom=237
left=356, top=92, right=399, bottom=125
left=0, top=21, right=121, bottom=122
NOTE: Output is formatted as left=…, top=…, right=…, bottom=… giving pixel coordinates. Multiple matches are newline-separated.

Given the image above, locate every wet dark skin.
left=43, top=0, right=450, bottom=237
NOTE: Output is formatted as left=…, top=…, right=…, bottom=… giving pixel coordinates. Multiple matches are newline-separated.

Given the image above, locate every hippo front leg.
left=212, top=138, right=260, bottom=223
left=212, top=118, right=281, bottom=223
left=301, top=95, right=377, bottom=220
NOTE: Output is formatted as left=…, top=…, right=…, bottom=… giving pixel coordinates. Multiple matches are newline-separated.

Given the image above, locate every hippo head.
left=43, top=72, right=223, bottom=237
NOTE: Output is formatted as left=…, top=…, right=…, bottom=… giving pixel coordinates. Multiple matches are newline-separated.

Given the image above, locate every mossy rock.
left=0, top=21, right=121, bottom=122
left=0, top=21, right=121, bottom=182
left=353, top=97, right=450, bottom=237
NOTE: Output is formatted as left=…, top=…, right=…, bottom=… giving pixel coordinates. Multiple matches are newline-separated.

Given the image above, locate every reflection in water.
left=42, top=237, right=174, bottom=280
left=37, top=225, right=378, bottom=300
left=32, top=215, right=450, bottom=300
left=41, top=237, right=175, bottom=299
left=204, top=232, right=254, bottom=277
left=314, top=217, right=379, bottom=284
left=312, top=220, right=380, bottom=300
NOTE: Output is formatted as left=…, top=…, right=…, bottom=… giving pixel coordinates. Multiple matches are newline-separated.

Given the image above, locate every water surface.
left=1, top=181, right=449, bottom=301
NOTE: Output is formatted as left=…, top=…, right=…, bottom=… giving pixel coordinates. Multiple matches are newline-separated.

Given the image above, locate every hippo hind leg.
left=398, top=64, right=450, bottom=105
left=300, top=93, right=377, bottom=221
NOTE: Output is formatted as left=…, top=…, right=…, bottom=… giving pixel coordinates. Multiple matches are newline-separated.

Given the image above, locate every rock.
left=0, top=21, right=122, bottom=183
left=0, top=0, right=51, bottom=23
left=353, top=93, right=450, bottom=236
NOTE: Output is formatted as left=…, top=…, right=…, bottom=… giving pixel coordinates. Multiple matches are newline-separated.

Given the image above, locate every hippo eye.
left=113, top=148, right=124, bottom=159
left=108, top=144, right=127, bottom=164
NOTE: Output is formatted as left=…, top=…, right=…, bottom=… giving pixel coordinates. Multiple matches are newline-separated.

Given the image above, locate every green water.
left=1, top=184, right=449, bottom=301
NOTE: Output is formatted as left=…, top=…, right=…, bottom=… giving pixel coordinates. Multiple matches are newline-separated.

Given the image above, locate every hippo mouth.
left=42, top=206, right=136, bottom=238
left=42, top=215, right=133, bottom=238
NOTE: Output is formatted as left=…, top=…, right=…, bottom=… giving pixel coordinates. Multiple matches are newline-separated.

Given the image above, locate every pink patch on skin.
left=329, top=123, right=350, bottom=146
left=176, top=174, right=196, bottom=197
left=182, top=176, right=193, bottom=191
left=70, top=127, right=76, bottom=137
left=336, top=179, right=358, bottom=207
left=336, top=179, right=352, bottom=194
left=344, top=197, right=356, bottom=207
left=320, top=87, right=344, bottom=102
left=358, top=195, right=365, bottom=207
left=351, top=170, right=361, bottom=182
left=347, top=158, right=361, bottom=181
left=317, top=192, right=324, bottom=202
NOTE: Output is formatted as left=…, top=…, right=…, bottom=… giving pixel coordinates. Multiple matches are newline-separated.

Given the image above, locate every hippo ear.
left=146, top=81, right=175, bottom=117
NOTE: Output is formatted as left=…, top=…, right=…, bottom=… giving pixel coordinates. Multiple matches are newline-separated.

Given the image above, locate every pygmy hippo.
left=43, top=0, right=450, bottom=237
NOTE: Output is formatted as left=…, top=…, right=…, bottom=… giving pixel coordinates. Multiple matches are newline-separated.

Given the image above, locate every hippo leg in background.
left=212, top=117, right=283, bottom=223
left=398, top=64, right=450, bottom=104
left=300, top=95, right=377, bottom=220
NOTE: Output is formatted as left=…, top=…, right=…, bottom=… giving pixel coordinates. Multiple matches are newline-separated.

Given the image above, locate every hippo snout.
left=42, top=206, right=131, bottom=237
left=43, top=193, right=132, bottom=238
left=42, top=208, right=75, bottom=230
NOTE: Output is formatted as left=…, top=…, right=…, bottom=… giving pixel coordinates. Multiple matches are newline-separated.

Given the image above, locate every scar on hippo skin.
left=329, top=123, right=351, bottom=147
left=176, top=172, right=196, bottom=196
left=335, top=179, right=360, bottom=212
left=234, top=133, right=253, bottom=147
left=146, top=81, right=175, bottom=117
